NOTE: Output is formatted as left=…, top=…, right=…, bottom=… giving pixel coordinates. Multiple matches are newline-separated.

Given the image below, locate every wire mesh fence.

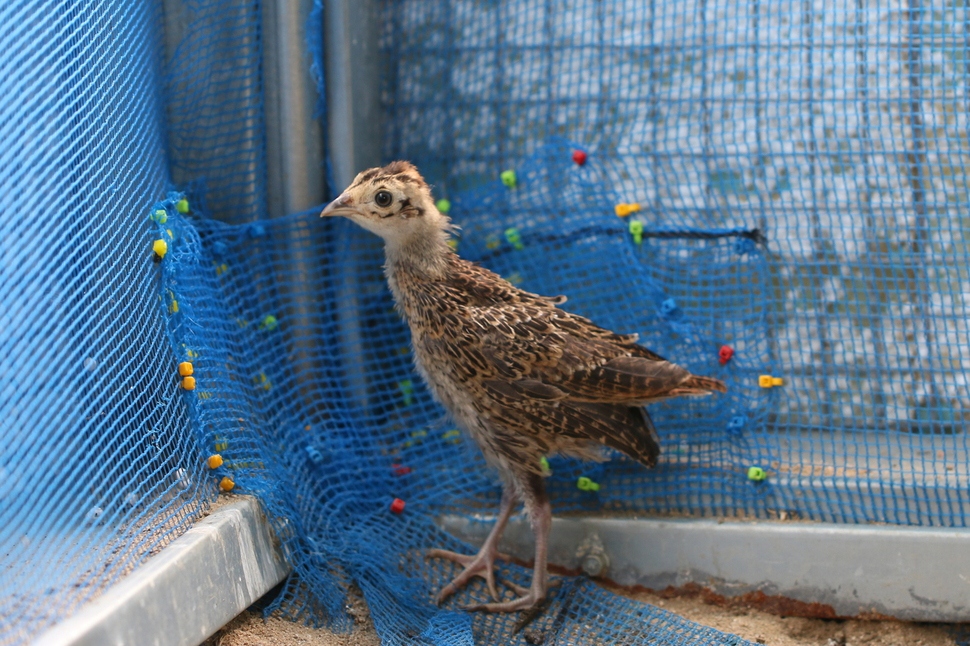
left=1, top=0, right=968, bottom=644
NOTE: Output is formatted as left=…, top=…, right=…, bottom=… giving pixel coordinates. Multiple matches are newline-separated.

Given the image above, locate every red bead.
left=392, top=464, right=412, bottom=476
left=572, top=149, right=587, bottom=166
left=719, top=345, right=734, bottom=364
left=390, top=498, right=405, bottom=514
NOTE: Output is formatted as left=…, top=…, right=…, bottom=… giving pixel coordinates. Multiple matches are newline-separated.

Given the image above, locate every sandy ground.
left=606, top=582, right=957, bottom=646
left=202, top=611, right=381, bottom=646
left=203, top=581, right=959, bottom=646
left=201, top=590, right=381, bottom=646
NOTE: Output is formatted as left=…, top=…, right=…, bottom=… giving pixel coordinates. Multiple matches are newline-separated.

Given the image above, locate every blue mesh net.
left=2, top=0, right=968, bottom=643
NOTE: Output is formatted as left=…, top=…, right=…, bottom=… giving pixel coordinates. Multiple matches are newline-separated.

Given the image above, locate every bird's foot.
left=428, top=546, right=511, bottom=603
left=464, top=580, right=546, bottom=613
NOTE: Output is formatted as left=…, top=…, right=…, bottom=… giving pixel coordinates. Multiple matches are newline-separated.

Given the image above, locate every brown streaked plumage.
left=321, top=161, right=726, bottom=613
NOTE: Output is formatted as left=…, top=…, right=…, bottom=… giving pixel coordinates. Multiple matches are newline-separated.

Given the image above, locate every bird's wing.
left=481, top=381, right=663, bottom=467
left=420, top=260, right=725, bottom=403
left=466, top=302, right=721, bottom=404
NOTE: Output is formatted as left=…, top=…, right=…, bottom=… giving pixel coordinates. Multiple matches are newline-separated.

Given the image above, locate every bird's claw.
left=428, top=547, right=511, bottom=603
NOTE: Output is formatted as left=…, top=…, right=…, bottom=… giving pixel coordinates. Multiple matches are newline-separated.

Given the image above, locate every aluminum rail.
left=35, top=498, right=290, bottom=646
left=442, top=514, right=970, bottom=621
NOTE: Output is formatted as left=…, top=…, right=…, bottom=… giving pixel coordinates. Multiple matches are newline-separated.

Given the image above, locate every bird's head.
left=320, top=161, right=452, bottom=249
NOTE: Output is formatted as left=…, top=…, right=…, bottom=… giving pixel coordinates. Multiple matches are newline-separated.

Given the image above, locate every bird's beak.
left=320, top=193, right=354, bottom=218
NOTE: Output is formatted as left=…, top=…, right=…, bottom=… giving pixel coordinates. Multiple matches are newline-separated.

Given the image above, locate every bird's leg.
left=429, top=487, right=518, bottom=603
left=467, top=473, right=552, bottom=613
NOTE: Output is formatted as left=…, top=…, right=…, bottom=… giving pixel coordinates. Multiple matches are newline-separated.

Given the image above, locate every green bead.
left=260, top=315, right=278, bottom=331
left=747, top=466, right=767, bottom=482
left=539, top=457, right=551, bottom=474
left=504, top=227, right=524, bottom=250
left=629, top=219, right=643, bottom=245
left=577, top=476, right=600, bottom=492
left=500, top=169, right=517, bottom=188
left=176, top=198, right=190, bottom=214
left=398, top=379, right=414, bottom=406
left=435, top=198, right=451, bottom=213
left=152, top=209, right=168, bottom=224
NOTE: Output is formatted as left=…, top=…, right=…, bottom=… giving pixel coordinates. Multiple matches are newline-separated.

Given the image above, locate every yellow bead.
left=207, top=454, right=224, bottom=469
left=181, top=375, right=196, bottom=390
left=759, top=375, right=784, bottom=388
left=219, top=476, right=235, bottom=492
left=152, top=239, right=168, bottom=259
left=178, top=361, right=194, bottom=376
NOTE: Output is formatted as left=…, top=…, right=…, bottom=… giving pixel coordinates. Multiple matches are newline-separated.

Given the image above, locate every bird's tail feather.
left=675, top=374, right=727, bottom=394
left=635, top=407, right=662, bottom=467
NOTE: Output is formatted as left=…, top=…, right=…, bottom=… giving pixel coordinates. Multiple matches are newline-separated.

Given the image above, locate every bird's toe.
left=463, top=590, right=545, bottom=613
left=426, top=548, right=476, bottom=566
left=429, top=546, right=508, bottom=603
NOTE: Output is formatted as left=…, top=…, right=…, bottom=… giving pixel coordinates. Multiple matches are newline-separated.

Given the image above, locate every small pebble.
left=176, top=467, right=191, bottom=490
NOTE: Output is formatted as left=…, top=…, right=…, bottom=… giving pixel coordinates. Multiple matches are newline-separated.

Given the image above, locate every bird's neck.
left=383, top=229, right=454, bottom=304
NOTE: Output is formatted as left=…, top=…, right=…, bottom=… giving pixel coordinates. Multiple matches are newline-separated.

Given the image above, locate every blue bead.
left=305, top=445, right=323, bottom=464
left=727, top=415, right=748, bottom=433
left=248, top=223, right=267, bottom=239
left=735, top=237, right=756, bottom=255
left=660, top=298, right=678, bottom=316
left=212, top=241, right=228, bottom=259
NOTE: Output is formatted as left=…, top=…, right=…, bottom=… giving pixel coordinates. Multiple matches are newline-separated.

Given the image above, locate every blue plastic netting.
left=2, top=0, right=968, bottom=644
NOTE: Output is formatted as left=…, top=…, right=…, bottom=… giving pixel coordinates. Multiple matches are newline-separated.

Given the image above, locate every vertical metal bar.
left=324, top=0, right=384, bottom=189
left=904, top=0, right=942, bottom=428
left=803, top=0, right=835, bottom=429
left=495, top=0, right=506, bottom=169
left=752, top=0, right=765, bottom=231
left=262, top=0, right=326, bottom=217
left=854, top=0, right=888, bottom=425
left=965, top=0, right=970, bottom=121
left=262, top=0, right=330, bottom=418
left=162, top=0, right=265, bottom=223
left=648, top=0, right=660, bottom=222
left=324, top=0, right=385, bottom=412
left=751, top=0, right=781, bottom=408
left=443, top=0, right=457, bottom=195
left=544, top=0, right=553, bottom=144
left=700, top=0, right=713, bottom=222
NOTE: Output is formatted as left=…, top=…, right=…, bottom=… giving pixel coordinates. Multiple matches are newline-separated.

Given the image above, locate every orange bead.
left=207, top=454, right=224, bottom=469
left=178, top=361, right=194, bottom=376
left=181, top=376, right=196, bottom=391
left=614, top=203, right=641, bottom=217
left=219, top=477, right=235, bottom=492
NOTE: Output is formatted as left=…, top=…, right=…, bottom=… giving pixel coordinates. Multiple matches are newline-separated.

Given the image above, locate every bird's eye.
left=374, top=190, right=393, bottom=208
